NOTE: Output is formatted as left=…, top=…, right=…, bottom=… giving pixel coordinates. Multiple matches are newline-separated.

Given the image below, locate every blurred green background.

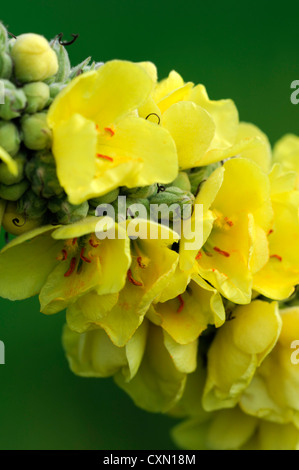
left=1, top=0, right=299, bottom=450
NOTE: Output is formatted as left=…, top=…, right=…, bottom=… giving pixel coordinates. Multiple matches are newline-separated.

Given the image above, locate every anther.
left=80, top=248, right=91, bottom=263
left=96, top=153, right=114, bottom=162
left=270, top=254, right=282, bottom=262
left=177, top=295, right=185, bottom=313
left=64, top=257, right=77, bottom=277
left=127, top=269, right=143, bottom=286
left=137, top=256, right=146, bottom=268
left=213, top=246, right=230, bottom=257
left=104, top=127, right=115, bottom=137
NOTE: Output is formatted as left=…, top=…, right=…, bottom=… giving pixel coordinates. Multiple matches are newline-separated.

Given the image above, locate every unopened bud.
left=0, top=151, right=25, bottom=185
left=2, top=201, right=43, bottom=235
left=11, top=33, right=58, bottom=83
left=17, top=188, right=48, bottom=219
left=0, top=23, right=8, bottom=53
left=0, top=52, right=12, bottom=78
left=23, top=82, right=50, bottom=113
left=21, top=112, right=52, bottom=150
left=0, top=179, right=29, bottom=201
left=121, top=184, right=158, bottom=199
left=48, top=196, right=89, bottom=224
left=25, top=150, right=63, bottom=198
left=170, top=172, right=191, bottom=192
left=89, top=188, right=120, bottom=207
left=0, top=79, right=26, bottom=120
left=50, top=39, right=71, bottom=82
left=0, top=120, right=20, bottom=156
left=149, top=186, right=194, bottom=222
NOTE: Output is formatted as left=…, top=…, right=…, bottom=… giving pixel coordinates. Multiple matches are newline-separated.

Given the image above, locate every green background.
left=0, top=0, right=299, bottom=450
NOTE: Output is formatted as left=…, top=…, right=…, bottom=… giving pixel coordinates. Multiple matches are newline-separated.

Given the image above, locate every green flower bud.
left=2, top=201, right=43, bottom=235
left=50, top=40, right=71, bottom=82
left=170, top=172, right=191, bottom=192
left=0, top=150, right=26, bottom=185
left=17, top=188, right=48, bottom=220
left=48, top=196, right=89, bottom=224
left=44, top=82, right=66, bottom=107
left=21, top=112, right=52, bottom=150
left=0, top=52, right=13, bottom=78
left=0, top=179, right=29, bottom=201
left=11, top=33, right=58, bottom=83
left=68, top=57, right=91, bottom=79
left=89, top=188, right=120, bottom=207
left=121, top=184, right=158, bottom=199
left=149, top=186, right=194, bottom=222
left=188, top=163, right=220, bottom=195
left=0, top=23, right=8, bottom=53
left=25, top=150, right=63, bottom=198
left=23, top=82, right=50, bottom=113
left=125, top=197, right=150, bottom=219
left=0, top=120, right=20, bottom=156
left=0, top=79, right=26, bottom=120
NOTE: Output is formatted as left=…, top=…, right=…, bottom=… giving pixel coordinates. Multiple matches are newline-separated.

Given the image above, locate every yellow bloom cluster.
left=1, top=30, right=299, bottom=450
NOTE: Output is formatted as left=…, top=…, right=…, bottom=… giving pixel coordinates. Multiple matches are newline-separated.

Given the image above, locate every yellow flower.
left=202, top=300, right=282, bottom=411
left=171, top=351, right=299, bottom=450
left=252, top=163, right=299, bottom=300
left=47, top=60, right=178, bottom=205
left=63, top=319, right=197, bottom=413
left=66, top=219, right=180, bottom=346
left=273, top=134, right=299, bottom=189
left=139, top=68, right=271, bottom=171
left=181, top=157, right=273, bottom=304
left=0, top=217, right=131, bottom=313
left=147, top=274, right=225, bottom=345
left=11, top=33, right=58, bottom=82
left=240, top=306, right=299, bottom=427
left=172, top=405, right=299, bottom=450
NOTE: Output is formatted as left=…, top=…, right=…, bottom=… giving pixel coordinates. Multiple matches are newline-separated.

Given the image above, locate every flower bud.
left=149, top=186, right=194, bottom=222
left=0, top=23, right=8, bottom=53
left=89, top=188, right=120, bottom=207
left=25, top=150, right=63, bottom=198
left=2, top=201, right=43, bottom=235
left=0, top=52, right=13, bottom=78
left=0, top=151, right=25, bottom=185
left=23, top=82, right=50, bottom=113
left=50, top=40, right=70, bottom=82
left=121, top=184, right=158, bottom=199
left=48, top=196, right=89, bottom=224
left=17, top=188, right=48, bottom=220
left=68, top=57, right=91, bottom=79
left=0, top=80, right=26, bottom=120
left=11, top=33, right=58, bottom=83
left=188, top=163, right=220, bottom=195
left=20, top=112, right=52, bottom=150
left=170, top=172, right=191, bottom=192
left=0, top=179, right=29, bottom=201
left=0, top=120, right=20, bottom=156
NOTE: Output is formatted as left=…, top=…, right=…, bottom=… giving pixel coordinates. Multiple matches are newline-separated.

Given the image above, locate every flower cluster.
left=0, top=24, right=299, bottom=450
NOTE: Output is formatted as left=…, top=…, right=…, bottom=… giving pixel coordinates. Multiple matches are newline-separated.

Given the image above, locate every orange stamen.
left=104, top=127, right=115, bottom=137
left=224, top=217, right=234, bottom=227
left=127, top=269, right=143, bottom=286
left=137, top=256, right=146, bottom=268
left=270, top=254, right=282, bottom=262
left=89, top=238, right=99, bottom=248
left=195, top=251, right=202, bottom=260
left=268, top=229, right=274, bottom=236
left=96, top=153, right=114, bottom=162
left=177, top=295, right=184, bottom=313
left=64, top=257, right=77, bottom=277
left=72, top=238, right=78, bottom=245
left=80, top=248, right=91, bottom=263
left=213, top=246, right=230, bottom=257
